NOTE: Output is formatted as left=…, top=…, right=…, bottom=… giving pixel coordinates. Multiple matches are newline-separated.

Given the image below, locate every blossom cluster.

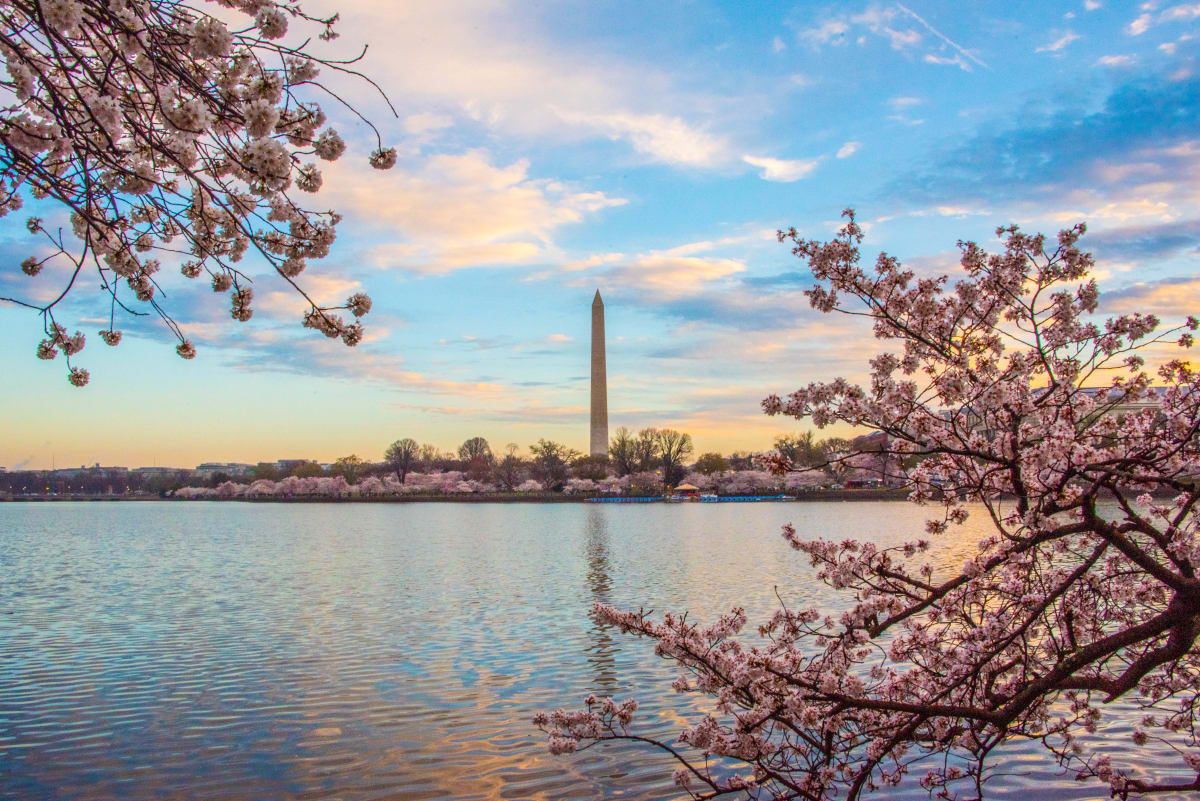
left=171, top=468, right=850, bottom=500
left=1, top=0, right=397, bottom=384
left=174, top=472, right=539, bottom=499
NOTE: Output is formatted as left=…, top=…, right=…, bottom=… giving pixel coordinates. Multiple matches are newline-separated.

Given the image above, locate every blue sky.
left=2, top=0, right=1199, bottom=469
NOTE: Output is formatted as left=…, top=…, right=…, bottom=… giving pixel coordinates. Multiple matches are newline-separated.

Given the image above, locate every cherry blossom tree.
left=680, top=471, right=716, bottom=492
left=564, top=477, right=599, bottom=495
left=717, top=469, right=778, bottom=496
left=0, top=0, right=397, bottom=385
left=538, top=212, right=1200, bottom=799
left=356, top=474, right=384, bottom=495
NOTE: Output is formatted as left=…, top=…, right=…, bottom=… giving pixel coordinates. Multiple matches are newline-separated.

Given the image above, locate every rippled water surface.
left=0, top=501, right=1189, bottom=800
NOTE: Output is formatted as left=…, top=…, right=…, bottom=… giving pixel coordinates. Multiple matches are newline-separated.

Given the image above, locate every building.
left=275, top=459, right=317, bottom=473
left=51, top=464, right=128, bottom=478
left=132, top=467, right=185, bottom=477
left=953, top=386, right=1171, bottom=439
left=590, top=290, right=608, bottom=458
left=195, top=462, right=254, bottom=478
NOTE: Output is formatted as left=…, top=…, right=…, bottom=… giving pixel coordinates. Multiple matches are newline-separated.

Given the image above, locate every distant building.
left=590, top=290, right=608, bottom=458
left=196, top=462, right=253, bottom=472
left=953, top=386, right=1170, bottom=438
left=133, top=467, right=184, bottom=477
left=52, top=464, right=129, bottom=478
left=195, top=462, right=253, bottom=478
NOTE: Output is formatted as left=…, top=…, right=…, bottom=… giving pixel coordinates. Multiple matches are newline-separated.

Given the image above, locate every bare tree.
left=608, top=426, right=637, bottom=476
left=633, top=427, right=660, bottom=473
left=529, top=439, right=579, bottom=489
left=774, top=431, right=823, bottom=468
left=330, top=454, right=362, bottom=485
left=417, top=443, right=440, bottom=471
left=457, top=437, right=493, bottom=463
left=495, top=444, right=526, bottom=491
left=571, top=454, right=609, bottom=480
left=655, top=429, right=693, bottom=487
left=384, top=438, right=418, bottom=483
left=692, top=452, right=729, bottom=476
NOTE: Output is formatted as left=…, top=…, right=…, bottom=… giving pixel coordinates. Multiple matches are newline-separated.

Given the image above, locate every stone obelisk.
left=590, top=290, right=608, bottom=457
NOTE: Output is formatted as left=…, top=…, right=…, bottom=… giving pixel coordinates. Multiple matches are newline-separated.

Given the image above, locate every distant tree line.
left=2, top=429, right=882, bottom=498
left=0, top=468, right=192, bottom=496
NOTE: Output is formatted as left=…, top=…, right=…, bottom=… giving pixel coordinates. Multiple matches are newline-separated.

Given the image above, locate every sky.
left=2, top=0, right=1199, bottom=470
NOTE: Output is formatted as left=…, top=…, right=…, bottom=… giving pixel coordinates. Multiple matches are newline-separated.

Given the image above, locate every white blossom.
left=369, top=147, right=398, bottom=170
left=346, top=292, right=372, bottom=317
left=314, top=129, right=345, bottom=161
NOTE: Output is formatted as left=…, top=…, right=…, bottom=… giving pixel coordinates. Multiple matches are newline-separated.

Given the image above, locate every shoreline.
left=0, top=488, right=911, bottom=504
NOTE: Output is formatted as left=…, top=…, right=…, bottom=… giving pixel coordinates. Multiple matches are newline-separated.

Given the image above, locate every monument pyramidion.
left=590, top=290, right=608, bottom=458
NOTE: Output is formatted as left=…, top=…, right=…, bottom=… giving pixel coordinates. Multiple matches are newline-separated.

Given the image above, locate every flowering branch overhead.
left=539, top=210, right=1200, bottom=799
left=0, top=0, right=398, bottom=385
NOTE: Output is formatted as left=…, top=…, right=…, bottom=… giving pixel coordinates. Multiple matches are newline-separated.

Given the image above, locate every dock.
left=585, top=495, right=796, bottom=504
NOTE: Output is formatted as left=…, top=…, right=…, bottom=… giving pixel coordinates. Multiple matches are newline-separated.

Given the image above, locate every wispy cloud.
left=895, top=3, right=989, bottom=70
left=438, top=332, right=575, bottom=353
left=1086, top=218, right=1200, bottom=263
left=237, top=338, right=512, bottom=398
left=923, top=53, right=971, bottom=70
left=1036, top=31, right=1081, bottom=53
left=1129, top=3, right=1200, bottom=35
left=798, top=18, right=851, bottom=46
left=742, top=154, right=822, bottom=182
left=851, top=6, right=923, bottom=51
left=891, top=71, right=1200, bottom=206
left=324, top=149, right=626, bottom=274
left=794, top=3, right=987, bottom=72
left=555, top=109, right=730, bottom=167
left=836, top=141, right=862, bottom=158
left=1101, top=275, right=1200, bottom=319
left=330, top=0, right=747, bottom=171
left=594, top=254, right=747, bottom=296
left=403, top=112, right=454, bottom=135
left=256, top=274, right=364, bottom=322
left=886, top=95, right=924, bottom=125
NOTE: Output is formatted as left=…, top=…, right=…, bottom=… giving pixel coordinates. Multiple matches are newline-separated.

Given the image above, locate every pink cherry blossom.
left=538, top=211, right=1200, bottom=800
left=0, top=0, right=398, bottom=385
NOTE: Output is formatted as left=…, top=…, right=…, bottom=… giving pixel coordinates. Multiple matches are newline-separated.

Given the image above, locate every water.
left=0, top=501, right=1189, bottom=799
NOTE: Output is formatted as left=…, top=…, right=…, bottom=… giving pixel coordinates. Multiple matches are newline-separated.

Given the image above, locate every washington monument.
left=590, top=290, right=608, bottom=457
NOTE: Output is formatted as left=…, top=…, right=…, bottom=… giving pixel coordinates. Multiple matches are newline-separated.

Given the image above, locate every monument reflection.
left=584, top=505, right=619, bottom=693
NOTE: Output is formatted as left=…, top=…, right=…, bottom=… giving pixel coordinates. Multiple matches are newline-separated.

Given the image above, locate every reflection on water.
left=0, top=501, right=1188, bottom=800
left=584, top=506, right=619, bottom=695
